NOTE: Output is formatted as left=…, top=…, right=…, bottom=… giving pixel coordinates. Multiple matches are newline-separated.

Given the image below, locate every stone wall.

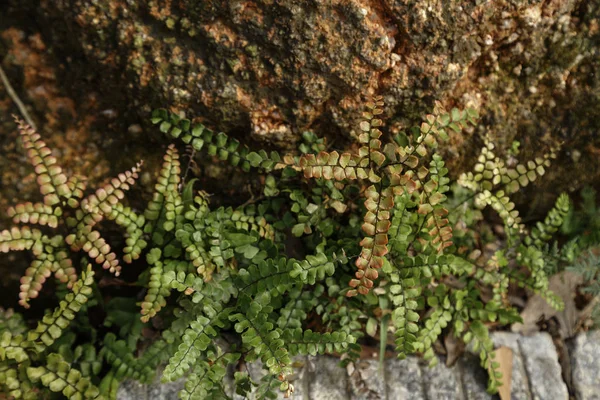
left=117, top=331, right=600, bottom=400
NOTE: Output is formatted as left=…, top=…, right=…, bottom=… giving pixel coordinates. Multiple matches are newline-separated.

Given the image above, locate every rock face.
left=570, top=330, right=600, bottom=400
left=5, top=0, right=600, bottom=207
left=116, top=332, right=589, bottom=400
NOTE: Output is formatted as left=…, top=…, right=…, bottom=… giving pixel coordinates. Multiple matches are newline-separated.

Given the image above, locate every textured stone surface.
left=570, top=330, right=600, bottom=400
left=116, top=332, right=591, bottom=400
left=459, top=355, right=493, bottom=400
left=490, top=332, right=532, bottom=400
left=4, top=0, right=600, bottom=209
left=307, top=356, right=350, bottom=400
left=348, top=359, right=386, bottom=400
left=422, top=358, right=463, bottom=400
left=117, top=375, right=183, bottom=400
left=385, top=357, right=425, bottom=400
left=518, top=333, right=569, bottom=400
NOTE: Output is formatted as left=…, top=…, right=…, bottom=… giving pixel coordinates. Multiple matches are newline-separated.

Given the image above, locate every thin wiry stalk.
left=0, top=63, right=37, bottom=129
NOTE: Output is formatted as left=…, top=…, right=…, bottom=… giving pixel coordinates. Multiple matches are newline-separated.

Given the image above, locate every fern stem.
left=0, top=63, right=37, bottom=130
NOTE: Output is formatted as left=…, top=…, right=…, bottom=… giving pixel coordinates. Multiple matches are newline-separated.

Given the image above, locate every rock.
left=307, top=356, right=350, bottom=400
left=421, top=358, right=463, bottom=400
left=348, top=359, right=386, bottom=400
left=385, top=357, right=425, bottom=400
left=570, top=330, right=600, bottom=400
left=459, top=354, right=493, bottom=400
left=5, top=0, right=600, bottom=207
left=117, top=376, right=183, bottom=400
left=518, top=333, right=569, bottom=400
left=288, top=357, right=309, bottom=400
left=490, top=332, right=532, bottom=400
left=115, top=332, right=587, bottom=400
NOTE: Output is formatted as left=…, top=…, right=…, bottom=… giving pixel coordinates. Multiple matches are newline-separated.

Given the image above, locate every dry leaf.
left=444, top=334, right=465, bottom=367
left=495, top=346, right=513, bottom=400
left=511, top=271, right=583, bottom=338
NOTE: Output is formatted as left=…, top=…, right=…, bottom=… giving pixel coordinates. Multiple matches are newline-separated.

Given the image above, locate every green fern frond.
left=230, top=299, right=292, bottom=378
left=141, top=250, right=192, bottom=322
left=101, top=333, right=155, bottom=383
left=179, top=347, right=239, bottom=400
left=0, top=332, right=30, bottom=364
left=106, top=203, right=146, bottom=263
left=525, top=193, right=570, bottom=248
left=463, top=321, right=501, bottom=394
left=459, top=135, right=559, bottom=237
left=27, top=266, right=94, bottom=347
left=144, top=144, right=181, bottom=227
left=27, top=353, right=102, bottom=399
left=282, top=328, right=354, bottom=356
left=151, top=109, right=282, bottom=172
left=415, top=307, right=453, bottom=366
left=0, top=361, right=36, bottom=400
left=162, top=303, right=233, bottom=382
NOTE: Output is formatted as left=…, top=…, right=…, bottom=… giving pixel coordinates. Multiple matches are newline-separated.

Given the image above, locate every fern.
left=151, top=109, right=282, bottom=172
left=27, top=266, right=94, bottom=347
left=100, top=333, right=155, bottom=383
left=0, top=93, right=577, bottom=399
left=3, top=118, right=145, bottom=310
left=27, top=353, right=102, bottom=399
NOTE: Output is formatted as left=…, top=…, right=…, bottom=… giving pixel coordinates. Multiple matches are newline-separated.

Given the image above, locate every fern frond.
left=459, top=135, right=559, bottom=237
left=282, top=328, right=353, bottom=356
left=65, top=175, right=87, bottom=208
left=140, top=249, right=187, bottom=322
left=507, top=246, right=564, bottom=310
left=162, top=303, right=233, bottom=382
left=227, top=207, right=275, bottom=240
left=176, top=227, right=213, bottom=278
left=75, top=230, right=120, bottom=276
left=525, top=193, right=570, bottom=248
left=414, top=155, right=453, bottom=253
left=475, top=190, right=524, bottom=234
left=292, top=150, right=368, bottom=181
left=0, top=361, right=36, bottom=400
left=101, top=333, right=155, bottom=383
left=106, top=204, right=146, bottom=263
left=463, top=321, right=501, bottom=393
left=415, top=307, right=452, bottom=365
left=81, top=162, right=142, bottom=216
left=0, top=227, right=43, bottom=254
left=27, top=353, right=102, bottom=399
left=289, top=254, right=336, bottom=284
left=179, top=347, right=239, bottom=400
left=19, top=236, right=76, bottom=308
left=276, top=287, right=320, bottom=330
left=62, top=163, right=143, bottom=276
left=163, top=189, right=183, bottom=232
left=144, top=145, right=181, bottom=241
left=7, top=202, right=60, bottom=228
left=27, top=266, right=94, bottom=347
left=237, top=258, right=295, bottom=299
left=230, top=298, right=292, bottom=378
left=0, top=332, right=30, bottom=364
left=15, top=118, right=70, bottom=206
left=165, top=268, right=205, bottom=296
left=349, top=184, right=394, bottom=296
left=152, top=109, right=282, bottom=172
